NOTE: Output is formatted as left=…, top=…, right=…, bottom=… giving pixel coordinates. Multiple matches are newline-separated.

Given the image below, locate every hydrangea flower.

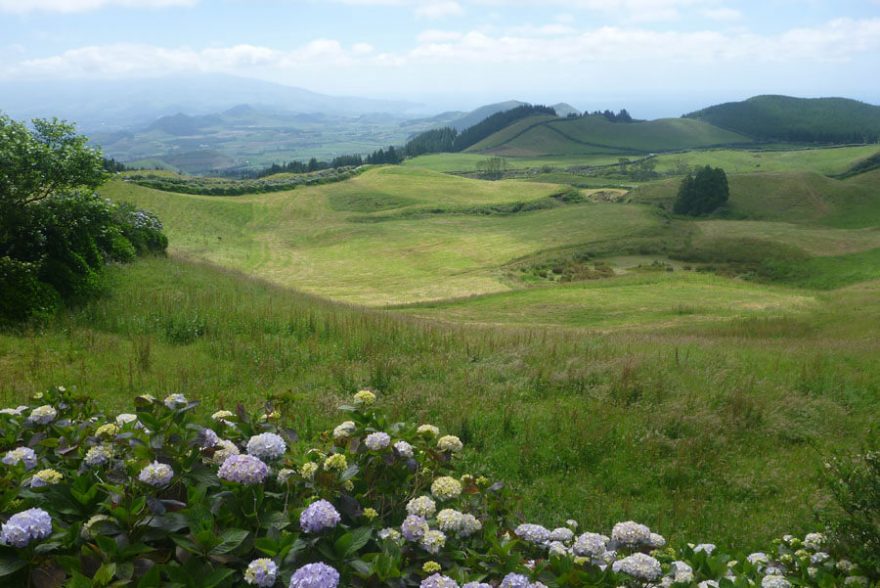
left=28, top=405, right=57, bottom=425
left=0, top=405, right=29, bottom=416
left=218, top=454, right=269, bottom=485
left=95, top=423, right=119, bottom=438
left=289, top=562, right=339, bottom=588
left=163, top=393, right=188, bottom=409
left=244, top=558, right=278, bottom=587
left=138, top=461, right=174, bottom=487
left=431, top=476, right=462, bottom=500
left=572, top=532, right=607, bottom=557
left=437, top=435, right=463, bottom=452
left=353, top=390, right=376, bottom=406
left=364, top=431, right=390, bottom=450
left=803, top=532, right=826, bottom=551
left=418, top=424, right=440, bottom=437
left=612, top=553, right=662, bottom=581
left=648, top=532, right=666, bottom=548
left=549, top=527, right=574, bottom=542
left=3, top=447, right=37, bottom=470
left=747, top=552, right=770, bottom=566
left=199, top=428, right=220, bottom=449
left=611, top=521, right=652, bottom=546
left=30, top=468, right=63, bottom=488
left=277, top=468, right=296, bottom=484
left=324, top=454, right=347, bottom=471
left=515, top=524, right=551, bottom=544
left=301, top=462, right=319, bottom=479
left=694, top=543, right=716, bottom=554
left=378, top=528, right=403, bottom=544
left=333, top=421, right=356, bottom=439
left=420, top=529, right=446, bottom=554
left=761, top=576, right=792, bottom=588
left=548, top=541, right=569, bottom=557
left=407, top=496, right=437, bottom=518
left=500, top=573, right=531, bottom=588
left=463, top=583, right=492, bottom=588
left=246, top=433, right=287, bottom=460
left=211, top=439, right=240, bottom=465
left=84, top=445, right=113, bottom=467
left=670, top=561, right=694, bottom=584
left=458, top=513, right=482, bottom=537
left=212, top=410, right=235, bottom=423
left=0, top=508, right=52, bottom=547
left=300, top=500, right=341, bottom=533
left=423, top=561, right=442, bottom=574
left=436, top=508, right=463, bottom=532
left=421, top=574, right=459, bottom=588
left=401, top=514, right=429, bottom=541
left=115, top=413, right=138, bottom=426
left=394, top=440, right=414, bottom=458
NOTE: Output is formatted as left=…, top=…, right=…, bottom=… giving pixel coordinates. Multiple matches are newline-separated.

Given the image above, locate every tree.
left=0, top=114, right=166, bottom=324
left=673, top=165, right=729, bottom=216
left=476, top=157, right=508, bottom=180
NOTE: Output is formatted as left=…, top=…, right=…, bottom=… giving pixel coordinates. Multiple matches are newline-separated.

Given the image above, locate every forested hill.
left=685, top=95, right=880, bottom=144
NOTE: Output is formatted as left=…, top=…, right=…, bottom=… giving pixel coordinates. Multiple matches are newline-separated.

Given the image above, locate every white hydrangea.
left=84, top=445, right=113, bottom=467
left=364, top=432, right=391, bottom=451
left=437, top=435, right=463, bottom=453
left=420, top=530, right=446, bottom=554
left=418, top=424, right=440, bottom=437
left=28, top=405, right=58, bottom=425
left=115, top=413, right=138, bottom=426
left=378, top=528, right=403, bottom=544
left=407, top=496, right=438, bottom=518
left=761, top=575, right=791, bottom=588
left=515, top=524, right=551, bottom=544
left=648, top=532, right=666, bottom=548
left=803, top=532, right=826, bottom=551
left=333, top=421, right=356, bottom=439
left=694, top=543, right=716, bottom=554
left=611, top=521, right=652, bottom=547
left=548, top=541, right=569, bottom=558
left=436, top=509, right=463, bottom=533
left=670, top=561, right=694, bottom=584
left=246, top=433, right=287, bottom=460
left=431, top=476, right=462, bottom=501
left=747, top=552, right=770, bottom=566
left=163, top=394, right=188, bottom=409
left=211, top=439, right=240, bottom=465
left=612, top=553, right=662, bottom=582
left=549, top=527, right=574, bottom=543
left=573, top=532, right=607, bottom=557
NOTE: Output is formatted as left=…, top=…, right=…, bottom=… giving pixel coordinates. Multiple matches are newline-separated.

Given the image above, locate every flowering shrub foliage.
left=0, top=386, right=872, bottom=587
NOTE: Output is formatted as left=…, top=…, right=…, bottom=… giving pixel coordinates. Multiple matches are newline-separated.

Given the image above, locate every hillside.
left=467, top=114, right=751, bottom=156
left=685, top=95, right=880, bottom=143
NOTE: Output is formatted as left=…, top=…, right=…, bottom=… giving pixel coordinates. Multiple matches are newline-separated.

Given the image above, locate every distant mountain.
left=0, top=74, right=418, bottom=131
left=146, top=113, right=223, bottom=136
left=685, top=95, right=880, bottom=143
left=448, top=100, right=528, bottom=131
left=552, top=103, right=581, bottom=117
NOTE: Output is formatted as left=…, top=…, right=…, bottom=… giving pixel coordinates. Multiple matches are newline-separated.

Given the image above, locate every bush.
left=673, top=166, right=729, bottom=216
left=823, top=433, right=880, bottom=577
left=0, top=387, right=870, bottom=587
left=0, top=257, right=59, bottom=326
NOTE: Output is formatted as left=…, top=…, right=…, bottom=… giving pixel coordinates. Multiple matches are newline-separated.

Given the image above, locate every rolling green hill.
left=685, top=95, right=880, bottom=143
left=467, top=114, right=751, bottom=156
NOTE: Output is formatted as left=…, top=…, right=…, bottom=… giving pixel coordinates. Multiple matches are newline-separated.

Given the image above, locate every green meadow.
left=4, top=139, right=880, bottom=552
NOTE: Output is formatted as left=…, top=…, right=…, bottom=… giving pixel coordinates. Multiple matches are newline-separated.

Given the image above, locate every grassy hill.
left=3, top=255, right=880, bottom=551
left=467, top=114, right=751, bottom=156
left=685, top=95, right=880, bottom=143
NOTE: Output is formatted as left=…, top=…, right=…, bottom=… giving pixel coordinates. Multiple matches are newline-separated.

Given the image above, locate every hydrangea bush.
left=0, top=386, right=872, bottom=587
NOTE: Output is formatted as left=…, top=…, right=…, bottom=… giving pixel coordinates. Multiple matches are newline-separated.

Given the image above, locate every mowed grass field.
left=103, top=167, right=664, bottom=305
left=2, top=256, right=880, bottom=552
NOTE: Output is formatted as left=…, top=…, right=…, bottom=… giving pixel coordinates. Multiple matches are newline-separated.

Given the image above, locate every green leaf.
left=93, top=562, right=117, bottom=587
left=202, top=567, right=235, bottom=588
left=343, top=526, right=372, bottom=557
left=0, top=554, right=27, bottom=577
left=208, top=529, right=250, bottom=555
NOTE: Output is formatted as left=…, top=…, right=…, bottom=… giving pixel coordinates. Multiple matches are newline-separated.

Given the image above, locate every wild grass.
left=2, top=256, right=879, bottom=552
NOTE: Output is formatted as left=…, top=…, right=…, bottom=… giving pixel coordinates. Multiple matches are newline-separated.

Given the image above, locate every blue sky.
left=1, top=0, right=879, bottom=114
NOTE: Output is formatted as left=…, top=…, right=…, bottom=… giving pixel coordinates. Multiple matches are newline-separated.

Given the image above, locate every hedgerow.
left=0, top=387, right=873, bottom=587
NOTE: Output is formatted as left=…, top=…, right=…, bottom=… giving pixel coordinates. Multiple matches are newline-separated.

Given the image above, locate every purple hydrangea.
left=218, top=454, right=269, bottom=485
left=27, top=405, right=57, bottom=425
left=401, top=514, right=429, bottom=541
left=364, top=431, right=391, bottom=450
left=201, top=428, right=220, bottom=449
left=421, top=574, right=460, bottom=588
left=138, top=461, right=174, bottom=487
left=514, top=524, right=551, bottom=544
left=463, top=584, right=493, bottom=588
left=289, top=562, right=340, bottom=588
left=244, top=558, right=278, bottom=587
left=300, top=500, right=341, bottom=533
left=1, top=508, right=52, bottom=547
left=500, top=574, right=531, bottom=588
left=2, top=447, right=37, bottom=470
left=246, top=433, right=287, bottom=460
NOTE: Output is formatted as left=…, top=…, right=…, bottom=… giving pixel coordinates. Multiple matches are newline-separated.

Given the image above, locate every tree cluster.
left=0, top=115, right=167, bottom=325
left=673, top=165, right=730, bottom=216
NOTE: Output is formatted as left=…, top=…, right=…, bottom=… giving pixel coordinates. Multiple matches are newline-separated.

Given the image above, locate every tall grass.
left=2, top=256, right=879, bottom=551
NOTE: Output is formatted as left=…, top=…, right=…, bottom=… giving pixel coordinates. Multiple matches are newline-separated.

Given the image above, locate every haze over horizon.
left=1, top=0, right=879, bottom=117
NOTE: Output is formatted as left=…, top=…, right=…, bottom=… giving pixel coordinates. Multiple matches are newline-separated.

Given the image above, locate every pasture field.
left=2, top=256, right=880, bottom=552
left=402, top=152, right=627, bottom=173
left=652, top=145, right=880, bottom=176
left=7, top=141, right=878, bottom=554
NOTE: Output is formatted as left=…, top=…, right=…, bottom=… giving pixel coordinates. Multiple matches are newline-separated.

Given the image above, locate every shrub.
left=0, top=387, right=870, bottom=587
left=823, top=432, right=880, bottom=577
left=673, top=165, right=729, bottom=216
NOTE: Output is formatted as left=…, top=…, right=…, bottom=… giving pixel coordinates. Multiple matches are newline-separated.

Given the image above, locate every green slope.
left=686, top=95, right=880, bottom=143
left=468, top=114, right=751, bottom=156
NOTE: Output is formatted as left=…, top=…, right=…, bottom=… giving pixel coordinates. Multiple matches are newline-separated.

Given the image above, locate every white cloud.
left=4, top=18, right=879, bottom=81
left=0, top=0, right=196, bottom=13
left=415, top=1, right=463, bottom=19
left=702, top=7, right=742, bottom=22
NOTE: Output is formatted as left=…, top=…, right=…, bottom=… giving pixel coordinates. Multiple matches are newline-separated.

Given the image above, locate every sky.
left=1, top=0, right=879, bottom=115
